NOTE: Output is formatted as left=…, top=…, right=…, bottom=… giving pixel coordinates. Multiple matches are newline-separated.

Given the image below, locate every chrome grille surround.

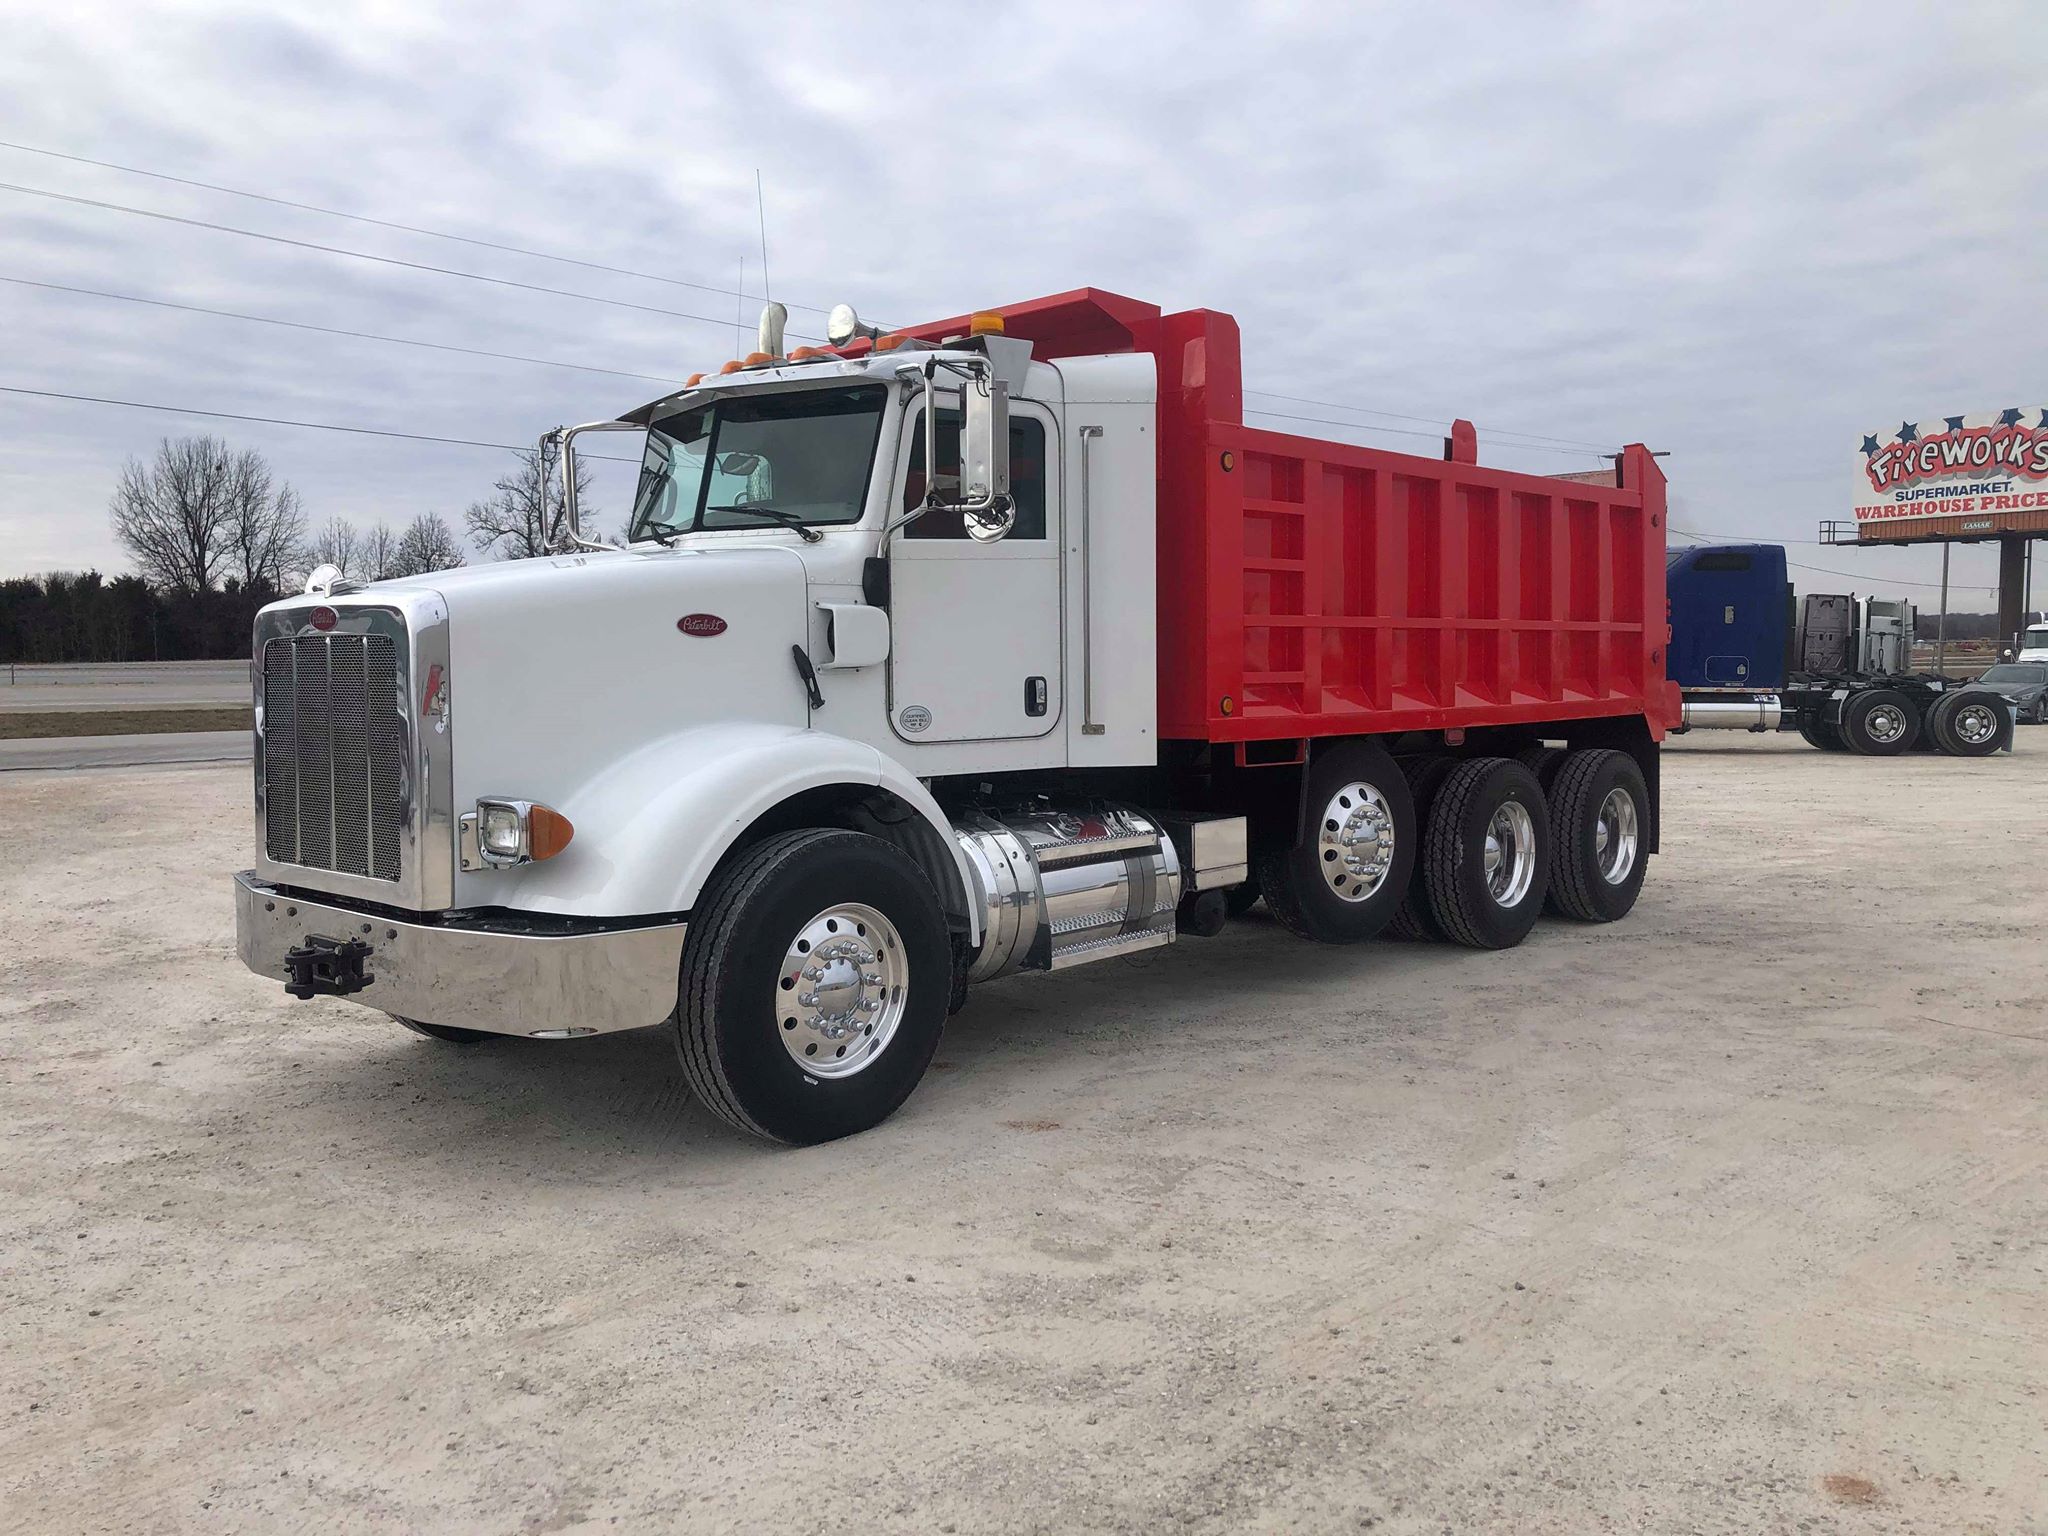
left=252, top=593, right=453, bottom=913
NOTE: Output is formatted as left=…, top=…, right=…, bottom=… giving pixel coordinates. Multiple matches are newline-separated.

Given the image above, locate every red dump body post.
left=904, top=288, right=1680, bottom=748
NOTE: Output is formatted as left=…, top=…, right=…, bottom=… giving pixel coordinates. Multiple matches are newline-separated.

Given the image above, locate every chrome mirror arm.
left=545, top=420, right=641, bottom=554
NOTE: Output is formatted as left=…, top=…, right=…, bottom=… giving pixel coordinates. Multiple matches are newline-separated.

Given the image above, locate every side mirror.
left=959, top=372, right=1009, bottom=510
left=897, top=359, right=1015, bottom=542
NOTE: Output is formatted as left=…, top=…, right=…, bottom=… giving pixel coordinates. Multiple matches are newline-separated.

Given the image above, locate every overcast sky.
left=3, top=1, right=2043, bottom=606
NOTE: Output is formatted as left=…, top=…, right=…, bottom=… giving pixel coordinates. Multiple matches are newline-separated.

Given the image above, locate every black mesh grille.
left=261, top=632, right=403, bottom=881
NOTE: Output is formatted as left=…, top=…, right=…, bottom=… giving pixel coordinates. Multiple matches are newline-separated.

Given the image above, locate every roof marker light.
left=969, top=311, right=1005, bottom=336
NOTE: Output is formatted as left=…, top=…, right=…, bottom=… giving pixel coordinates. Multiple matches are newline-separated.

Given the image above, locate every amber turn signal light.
left=528, top=804, right=574, bottom=861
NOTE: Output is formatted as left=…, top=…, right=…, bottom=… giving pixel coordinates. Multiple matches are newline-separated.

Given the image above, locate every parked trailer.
left=1666, top=543, right=2014, bottom=756
left=234, top=288, right=1678, bottom=1143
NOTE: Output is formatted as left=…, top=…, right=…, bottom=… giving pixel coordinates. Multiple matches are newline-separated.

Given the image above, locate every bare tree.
left=110, top=435, right=237, bottom=591
left=361, top=523, right=400, bottom=583
left=391, top=513, right=468, bottom=577
left=305, top=517, right=362, bottom=577
left=464, top=449, right=592, bottom=561
left=222, top=449, right=305, bottom=594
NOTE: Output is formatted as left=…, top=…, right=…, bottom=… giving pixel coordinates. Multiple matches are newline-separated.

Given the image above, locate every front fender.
left=476, top=724, right=976, bottom=939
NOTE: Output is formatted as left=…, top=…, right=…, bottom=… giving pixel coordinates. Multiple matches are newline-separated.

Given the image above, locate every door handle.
left=1078, top=425, right=1104, bottom=736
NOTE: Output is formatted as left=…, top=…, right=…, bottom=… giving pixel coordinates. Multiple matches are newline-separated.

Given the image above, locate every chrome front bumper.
left=233, top=871, right=686, bottom=1037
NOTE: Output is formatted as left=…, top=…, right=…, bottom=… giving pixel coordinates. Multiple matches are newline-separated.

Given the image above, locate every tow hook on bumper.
left=283, top=936, right=376, bottom=999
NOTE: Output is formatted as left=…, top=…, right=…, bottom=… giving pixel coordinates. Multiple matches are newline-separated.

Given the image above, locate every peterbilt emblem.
left=899, top=705, right=933, bottom=734
left=308, top=606, right=337, bottom=632
left=677, top=613, right=728, bottom=637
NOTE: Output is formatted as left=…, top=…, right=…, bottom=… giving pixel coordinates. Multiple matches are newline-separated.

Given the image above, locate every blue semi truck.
left=1666, top=543, right=2015, bottom=757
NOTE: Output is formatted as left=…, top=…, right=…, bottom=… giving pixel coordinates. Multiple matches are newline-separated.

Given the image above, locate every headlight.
left=462, top=799, right=574, bottom=870
left=480, top=802, right=527, bottom=859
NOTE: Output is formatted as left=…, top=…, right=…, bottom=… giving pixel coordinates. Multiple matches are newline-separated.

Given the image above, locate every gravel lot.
left=4, top=737, right=2044, bottom=1534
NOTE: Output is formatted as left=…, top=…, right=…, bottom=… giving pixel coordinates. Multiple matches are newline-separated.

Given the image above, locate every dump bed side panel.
left=1157, top=426, right=1675, bottom=743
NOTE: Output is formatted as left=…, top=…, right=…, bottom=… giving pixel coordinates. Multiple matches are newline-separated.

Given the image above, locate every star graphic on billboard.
left=1997, top=408, right=2024, bottom=427
left=1860, top=433, right=1881, bottom=456
left=1944, top=416, right=1966, bottom=431
left=1897, top=421, right=1918, bottom=443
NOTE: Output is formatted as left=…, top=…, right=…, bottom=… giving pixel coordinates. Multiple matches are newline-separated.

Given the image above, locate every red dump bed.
left=905, top=289, right=1681, bottom=747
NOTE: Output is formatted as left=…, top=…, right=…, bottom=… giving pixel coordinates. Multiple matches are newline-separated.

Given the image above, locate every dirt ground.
left=3, top=736, right=2044, bottom=1535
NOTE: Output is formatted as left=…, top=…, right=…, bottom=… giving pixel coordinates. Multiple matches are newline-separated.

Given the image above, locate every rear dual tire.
left=1543, top=749, right=1649, bottom=923
left=1840, top=689, right=1918, bottom=755
left=1927, top=692, right=2011, bottom=757
left=1419, top=759, right=1551, bottom=950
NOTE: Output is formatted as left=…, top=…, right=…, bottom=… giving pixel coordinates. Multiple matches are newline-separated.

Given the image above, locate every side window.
left=903, top=410, right=1047, bottom=540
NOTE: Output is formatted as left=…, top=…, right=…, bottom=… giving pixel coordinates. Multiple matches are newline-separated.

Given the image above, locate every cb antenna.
left=754, top=168, right=787, bottom=357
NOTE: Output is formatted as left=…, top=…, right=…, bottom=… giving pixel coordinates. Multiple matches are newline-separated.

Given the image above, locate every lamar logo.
left=676, top=614, right=727, bottom=637
left=1864, top=412, right=2048, bottom=492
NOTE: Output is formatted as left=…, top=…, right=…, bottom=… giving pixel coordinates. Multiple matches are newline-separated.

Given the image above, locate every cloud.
left=1, top=0, right=2041, bottom=603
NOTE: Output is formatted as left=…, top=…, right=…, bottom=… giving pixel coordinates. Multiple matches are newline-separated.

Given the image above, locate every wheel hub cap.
left=776, top=903, right=907, bottom=1079
left=1594, top=786, right=1638, bottom=885
left=1483, top=801, right=1537, bottom=908
left=1318, top=781, right=1396, bottom=903
left=1954, top=703, right=1996, bottom=744
left=1868, top=706, right=1906, bottom=743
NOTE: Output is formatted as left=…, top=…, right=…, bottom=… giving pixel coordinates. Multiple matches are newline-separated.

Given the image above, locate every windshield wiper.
left=705, top=505, right=823, bottom=543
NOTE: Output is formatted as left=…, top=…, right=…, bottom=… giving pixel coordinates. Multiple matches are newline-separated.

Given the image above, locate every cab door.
left=886, top=401, right=1062, bottom=743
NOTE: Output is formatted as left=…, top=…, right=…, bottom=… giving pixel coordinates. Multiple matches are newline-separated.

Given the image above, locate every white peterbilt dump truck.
left=235, top=289, right=1676, bottom=1143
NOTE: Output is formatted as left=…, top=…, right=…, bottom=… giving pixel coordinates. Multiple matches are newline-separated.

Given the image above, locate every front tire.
left=1421, top=758, right=1550, bottom=950
left=1256, top=739, right=1417, bottom=944
left=674, top=829, right=950, bottom=1145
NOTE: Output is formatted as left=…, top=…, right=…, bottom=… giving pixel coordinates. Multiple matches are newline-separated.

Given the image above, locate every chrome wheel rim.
left=1318, top=781, right=1396, bottom=902
left=1594, top=786, right=1638, bottom=885
left=1865, top=704, right=1908, bottom=744
left=1953, top=702, right=1998, bottom=745
left=774, top=903, right=907, bottom=1079
left=1482, top=801, right=1537, bottom=908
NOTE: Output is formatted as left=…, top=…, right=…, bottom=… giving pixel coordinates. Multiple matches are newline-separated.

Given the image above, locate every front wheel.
left=674, top=829, right=950, bottom=1145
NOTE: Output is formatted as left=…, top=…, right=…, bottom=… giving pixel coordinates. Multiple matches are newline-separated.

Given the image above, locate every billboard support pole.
left=1935, top=543, right=1949, bottom=676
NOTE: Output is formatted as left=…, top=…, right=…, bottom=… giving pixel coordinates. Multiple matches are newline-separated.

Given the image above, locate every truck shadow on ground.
left=278, top=910, right=1492, bottom=1166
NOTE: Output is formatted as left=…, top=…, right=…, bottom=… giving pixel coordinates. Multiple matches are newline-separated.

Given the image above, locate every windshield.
left=1980, top=665, right=2047, bottom=686
left=629, top=384, right=887, bottom=542
left=2024, top=627, right=2048, bottom=649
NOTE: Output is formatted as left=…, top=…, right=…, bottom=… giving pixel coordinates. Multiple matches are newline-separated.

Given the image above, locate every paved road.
left=0, top=660, right=245, bottom=712
left=0, top=730, right=251, bottom=771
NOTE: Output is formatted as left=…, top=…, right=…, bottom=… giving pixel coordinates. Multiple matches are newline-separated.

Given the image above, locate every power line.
left=0, top=384, right=641, bottom=462
left=0, top=179, right=826, bottom=343
left=1244, top=387, right=1618, bottom=454
left=1243, top=405, right=1611, bottom=458
left=1, top=275, right=680, bottom=386
left=0, top=138, right=835, bottom=317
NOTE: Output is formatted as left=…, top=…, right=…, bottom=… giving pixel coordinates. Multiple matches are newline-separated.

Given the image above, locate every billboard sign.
left=1854, top=408, right=2048, bottom=526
